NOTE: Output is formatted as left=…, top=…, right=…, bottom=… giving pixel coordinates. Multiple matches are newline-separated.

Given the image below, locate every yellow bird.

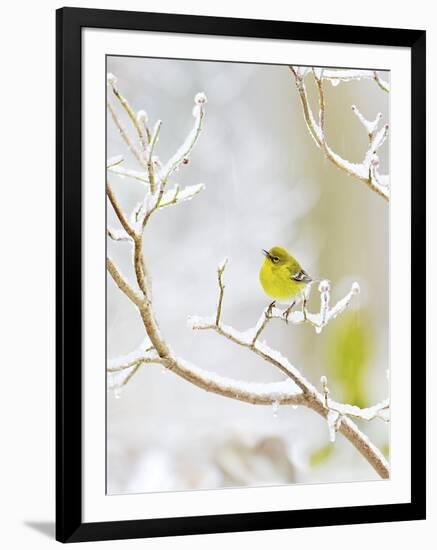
left=259, top=246, right=313, bottom=319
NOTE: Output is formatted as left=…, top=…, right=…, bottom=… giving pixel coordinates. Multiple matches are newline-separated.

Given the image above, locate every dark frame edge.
left=63, top=502, right=423, bottom=543
left=56, top=7, right=83, bottom=543
left=410, top=29, right=426, bottom=520
left=58, top=6, right=424, bottom=46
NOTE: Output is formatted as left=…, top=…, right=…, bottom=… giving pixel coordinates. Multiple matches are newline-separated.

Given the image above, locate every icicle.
left=272, top=400, right=279, bottom=418
left=327, top=410, right=340, bottom=442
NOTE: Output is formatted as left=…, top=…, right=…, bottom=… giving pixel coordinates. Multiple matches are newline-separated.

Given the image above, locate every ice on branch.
left=190, top=260, right=360, bottom=387
left=107, top=339, right=158, bottom=389
left=136, top=109, right=148, bottom=124
left=329, top=398, right=390, bottom=422
left=302, top=68, right=391, bottom=94
left=148, top=120, right=162, bottom=157
left=187, top=259, right=389, bottom=477
left=161, top=92, right=207, bottom=181
left=218, top=257, right=228, bottom=272
left=107, top=155, right=124, bottom=168
left=194, top=92, right=208, bottom=105
left=259, top=278, right=360, bottom=334
left=106, top=75, right=208, bottom=235
left=107, top=226, right=131, bottom=242
left=107, top=73, right=117, bottom=86
left=289, top=66, right=390, bottom=200
left=351, top=105, right=382, bottom=136
left=318, top=372, right=390, bottom=441
left=327, top=410, right=341, bottom=442
left=320, top=69, right=390, bottom=93
left=108, top=164, right=149, bottom=185
left=159, top=183, right=206, bottom=208
left=176, top=358, right=303, bottom=405
left=320, top=375, right=330, bottom=407
left=107, top=339, right=154, bottom=371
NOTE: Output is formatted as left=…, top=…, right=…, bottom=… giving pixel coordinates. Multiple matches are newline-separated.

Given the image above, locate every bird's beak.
left=262, top=249, right=269, bottom=258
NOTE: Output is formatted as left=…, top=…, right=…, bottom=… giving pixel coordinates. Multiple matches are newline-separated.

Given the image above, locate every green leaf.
left=381, top=442, right=390, bottom=459
left=325, top=310, right=373, bottom=408
left=309, top=443, right=334, bottom=467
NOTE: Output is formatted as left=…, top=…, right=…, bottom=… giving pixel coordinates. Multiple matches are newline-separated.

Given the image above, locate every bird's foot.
left=266, top=300, right=276, bottom=319
left=283, top=301, right=296, bottom=324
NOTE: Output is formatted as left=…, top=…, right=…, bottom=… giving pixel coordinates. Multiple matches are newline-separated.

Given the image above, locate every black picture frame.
left=56, top=6, right=426, bottom=543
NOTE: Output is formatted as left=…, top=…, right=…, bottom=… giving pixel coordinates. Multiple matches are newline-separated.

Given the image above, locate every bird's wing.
left=290, top=268, right=312, bottom=284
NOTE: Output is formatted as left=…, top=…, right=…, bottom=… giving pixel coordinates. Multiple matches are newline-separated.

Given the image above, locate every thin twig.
left=107, top=101, right=144, bottom=167
left=215, top=259, right=228, bottom=325
left=106, top=257, right=143, bottom=308
left=107, top=356, right=158, bottom=373
left=145, top=120, right=162, bottom=194
left=321, top=375, right=330, bottom=408
left=289, top=66, right=390, bottom=201
left=251, top=307, right=272, bottom=345
left=106, top=181, right=136, bottom=239
left=107, top=227, right=131, bottom=242
left=189, top=263, right=389, bottom=478
left=108, top=78, right=148, bottom=152
left=373, top=71, right=390, bottom=93
left=313, top=68, right=325, bottom=133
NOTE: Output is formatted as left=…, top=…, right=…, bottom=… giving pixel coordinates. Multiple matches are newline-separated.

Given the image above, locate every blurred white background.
left=107, top=56, right=390, bottom=494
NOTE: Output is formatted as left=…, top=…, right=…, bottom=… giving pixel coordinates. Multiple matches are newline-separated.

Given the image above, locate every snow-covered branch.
left=319, top=375, right=389, bottom=442
left=319, top=69, right=390, bottom=93
left=257, top=279, right=361, bottom=334
left=106, top=74, right=389, bottom=479
left=329, top=398, right=390, bottom=422
left=188, top=260, right=389, bottom=477
left=289, top=66, right=390, bottom=200
left=160, top=92, right=207, bottom=182
left=106, top=76, right=206, bottom=228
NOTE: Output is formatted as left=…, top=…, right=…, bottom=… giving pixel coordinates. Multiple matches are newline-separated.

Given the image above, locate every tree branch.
left=107, top=100, right=144, bottom=168
left=107, top=73, right=149, bottom=152
left=289, top=66, right=390, bottom=200
left=106, top=181, right=136, bottom=239
left=189, top=261, right=389, bottom=479
left=106, top=257, right=143, bottom=308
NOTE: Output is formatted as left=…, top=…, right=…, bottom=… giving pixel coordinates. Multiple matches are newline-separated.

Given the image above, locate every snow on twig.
left=107, top=227, right=131, bottom=242
left=158, top=183, right=205, bottom=208
left=106, top=155, right=124, bottom=168
left=329, top=398, right=390, bottom=422
left=320, top=69, right=390, bottom=93
left=327, top=410, right=341, bottom=442
left=255, top=279, right=360, bottom=334
left=108, top=164, right=149, bottom=185
left=289, top=66, right=390, bottom=200
left=318, top=374, right=390, bottom=441
left=187, top=260, right=389, bottom=477
left=106, top=77, right=207, bottom=232
left=160, top=93, right=207, bottom=182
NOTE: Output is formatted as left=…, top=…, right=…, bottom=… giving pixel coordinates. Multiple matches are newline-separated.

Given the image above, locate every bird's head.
left=262, top=246, right=291, bottom=266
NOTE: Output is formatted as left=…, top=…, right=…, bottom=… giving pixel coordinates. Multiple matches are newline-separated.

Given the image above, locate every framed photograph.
left=56, top=7, right=426, bottom=543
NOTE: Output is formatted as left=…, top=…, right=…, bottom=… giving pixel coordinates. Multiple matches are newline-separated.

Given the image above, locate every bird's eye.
left=272, top=256, right=279, bottom=263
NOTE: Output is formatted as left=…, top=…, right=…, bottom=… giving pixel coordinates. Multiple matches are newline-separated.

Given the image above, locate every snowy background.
left=106, top=56, right=389, bottom=495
